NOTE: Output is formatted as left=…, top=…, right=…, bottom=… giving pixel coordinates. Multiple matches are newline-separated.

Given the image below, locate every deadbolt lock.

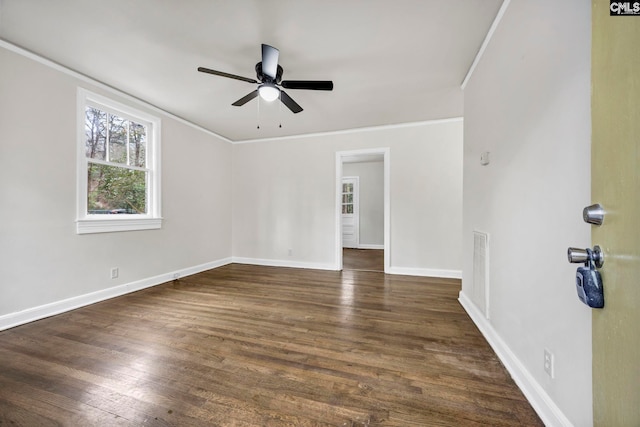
left=583, top=203, right=604, bottom=226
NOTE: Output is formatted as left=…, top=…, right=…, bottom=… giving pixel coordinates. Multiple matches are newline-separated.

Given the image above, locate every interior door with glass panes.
left=341, top=177, right=359, bottom=249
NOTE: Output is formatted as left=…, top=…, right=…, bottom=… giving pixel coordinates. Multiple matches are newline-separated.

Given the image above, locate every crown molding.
left=234, top=117, right=464, bottom=145
left=0, top=38, right=233, bottom=144
left=2, top=37, right=463, bottom=145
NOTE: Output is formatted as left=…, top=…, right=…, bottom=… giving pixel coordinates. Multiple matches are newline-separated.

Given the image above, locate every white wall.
left=343, top=161, right=384, bottom=247
left=461, top=1, right=591, bottom=426
left=0, top=44, right=232, bottom=327
left=232, top=120, right=463, bottom=277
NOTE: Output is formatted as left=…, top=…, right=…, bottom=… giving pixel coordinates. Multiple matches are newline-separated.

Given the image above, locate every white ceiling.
left=0, top=0, right=502, bottom=142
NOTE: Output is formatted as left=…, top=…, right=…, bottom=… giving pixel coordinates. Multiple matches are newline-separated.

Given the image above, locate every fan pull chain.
left=256, top=96, right=261, bottom=129
left=278, top=91, right=282, bottom=128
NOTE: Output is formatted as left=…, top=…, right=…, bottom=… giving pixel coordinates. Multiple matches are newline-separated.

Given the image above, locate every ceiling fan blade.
left=280, top=90, right=303, bottom=114
left=261, top=44, right=280, bottom=80
left=232, top=90, right=259, bottom=106
left=281, top=80, right=333, bottom=91
left=198, top=67, right=257, bottom=84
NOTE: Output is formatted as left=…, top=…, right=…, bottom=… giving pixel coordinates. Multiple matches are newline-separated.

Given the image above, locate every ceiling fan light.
left=258, top=84, right=280, bottom=102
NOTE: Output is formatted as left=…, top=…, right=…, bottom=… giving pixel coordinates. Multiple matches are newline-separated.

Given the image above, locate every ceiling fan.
left=197, top=44, right=333, bottom=114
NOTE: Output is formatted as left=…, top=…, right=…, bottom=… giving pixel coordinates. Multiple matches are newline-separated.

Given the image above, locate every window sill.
left=76, top=217, right=162, bottom=234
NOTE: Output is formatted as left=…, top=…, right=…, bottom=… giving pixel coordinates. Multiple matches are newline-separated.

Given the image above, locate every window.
left=342, top=182, right=354, bottom=214
left=77, top=89, right=161, bottom=234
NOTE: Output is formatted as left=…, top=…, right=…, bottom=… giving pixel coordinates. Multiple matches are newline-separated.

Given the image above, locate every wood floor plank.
left=0, top=263, right=542, bottom=426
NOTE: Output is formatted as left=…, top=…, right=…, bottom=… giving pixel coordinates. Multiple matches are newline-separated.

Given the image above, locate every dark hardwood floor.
left=0, top=264, right=542, bottom=426
left=343, top=249, right=384, bottom=272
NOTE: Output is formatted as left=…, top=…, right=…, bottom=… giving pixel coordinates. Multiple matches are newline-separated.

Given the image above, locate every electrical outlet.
left=110, top=267, right=119, bottom=279
left=288, top=249, right=293, bottom=256
left=544, top=348, right=554, bottom=378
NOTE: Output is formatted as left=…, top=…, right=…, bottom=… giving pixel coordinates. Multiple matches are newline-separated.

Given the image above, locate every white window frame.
left=76, top=88, right=162, bottom=234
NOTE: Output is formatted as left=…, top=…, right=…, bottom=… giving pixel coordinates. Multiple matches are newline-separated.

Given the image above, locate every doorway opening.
left=335, top=148, right=390, bottom=273
left=342, top=248, right=384, bottom=272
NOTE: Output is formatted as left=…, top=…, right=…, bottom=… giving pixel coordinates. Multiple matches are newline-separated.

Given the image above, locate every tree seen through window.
left=85, top=106, right=147, bottom=214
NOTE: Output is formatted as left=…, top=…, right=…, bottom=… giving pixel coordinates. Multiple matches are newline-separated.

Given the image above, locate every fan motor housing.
left=255, top=62, right=283, bottom=84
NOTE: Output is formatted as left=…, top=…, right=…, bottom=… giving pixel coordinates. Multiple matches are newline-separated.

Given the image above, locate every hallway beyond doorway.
left=342, top=248, right=384, bottom=272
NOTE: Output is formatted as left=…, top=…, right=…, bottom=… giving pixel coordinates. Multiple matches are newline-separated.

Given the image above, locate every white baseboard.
left=458, top=291, right=574, bottom=427
left=357, top=244, right=384, bottom=250
left=232, top=257, right=336, bottom=271
left=0, top=257, right=463, bottom=331
left=232, top=257, right=460, bottom=280
left=0, top=257, right=232, bottom=331
left=387, top=266, right=462, bottom=279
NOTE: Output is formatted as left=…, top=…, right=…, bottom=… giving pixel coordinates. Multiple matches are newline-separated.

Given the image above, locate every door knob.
left=583, top=203, right=604, bottom=225
left=567, top=245, right=604, bottom=268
